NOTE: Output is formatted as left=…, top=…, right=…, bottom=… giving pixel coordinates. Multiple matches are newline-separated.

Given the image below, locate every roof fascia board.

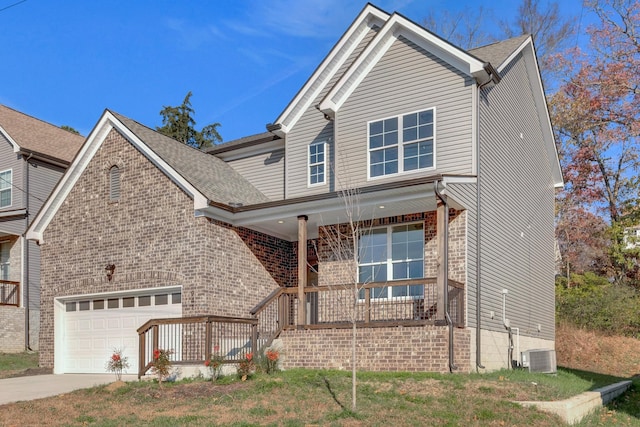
left=0, top=125, right=21, bottom=153
left=214, top=139, right=285, bottom=162
left=27, top=111, right=209, bottom=243
left=319, top=14, right=488, bottom=116
left=273, top=4, right=389, bottom=133
left=496, top=36, right=531, bottom=73
left=499, top=38, right=563, bottom=188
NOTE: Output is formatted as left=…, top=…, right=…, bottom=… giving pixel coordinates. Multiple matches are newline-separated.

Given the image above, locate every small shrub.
left=263, top=348, right=280, bottom=374
left=237, top=352, right=254, bottom=380
left=150, top=348, right=173, bottom=385
left=105, top=348, right=130, bottom=381
left=204, top=352, right=225, bottom=381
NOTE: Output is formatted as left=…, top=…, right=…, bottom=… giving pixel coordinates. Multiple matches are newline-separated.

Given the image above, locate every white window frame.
left=367, top=108, right=436, bottom=180
left=357, top=222, right=425, bottom=300
left=308, top=141, right=326, bottom=187
left=0, top=241, right=10, bottom=281
left=0, top=169, right=12, bottom=208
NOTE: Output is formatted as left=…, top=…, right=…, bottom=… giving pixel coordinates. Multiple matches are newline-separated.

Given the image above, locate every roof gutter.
left=17, top=149, right=70, bottom=168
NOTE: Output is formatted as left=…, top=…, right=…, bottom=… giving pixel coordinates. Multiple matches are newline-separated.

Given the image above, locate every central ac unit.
left=521, top=349, right=557, bottom=373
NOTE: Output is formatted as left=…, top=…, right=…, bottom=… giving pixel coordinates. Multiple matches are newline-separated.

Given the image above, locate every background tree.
left=422, top=6, right=496, bottom=49
left=157, top=91, right=222, bottom=149
left=499, top=0, right=574, bottom=77
left=60, top=125, right=80, bottom=135
left=550, top=0, right=640, bottom=283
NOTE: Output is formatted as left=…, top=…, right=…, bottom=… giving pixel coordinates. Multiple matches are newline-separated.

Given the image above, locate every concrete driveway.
left=0, top=374, right=138, bottom=405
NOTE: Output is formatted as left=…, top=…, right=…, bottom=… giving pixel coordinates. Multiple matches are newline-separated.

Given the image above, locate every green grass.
left=0, top=351, right=38, bottom=371
left=1, top=366, right=637, bottom=426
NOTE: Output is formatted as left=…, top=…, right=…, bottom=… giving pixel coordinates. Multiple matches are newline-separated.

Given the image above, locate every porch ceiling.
left=200, top=179, right=469, bottom=241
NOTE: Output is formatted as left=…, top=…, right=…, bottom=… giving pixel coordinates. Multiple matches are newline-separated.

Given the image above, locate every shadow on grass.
left=559, top=366, right=640, bottom=423
left=559, top=366, right=628, bottom=391
left=322, top=376, right=347, bottom=411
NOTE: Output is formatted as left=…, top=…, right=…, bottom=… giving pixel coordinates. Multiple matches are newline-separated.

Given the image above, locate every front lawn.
left=0, top=367, right=635, bottom=426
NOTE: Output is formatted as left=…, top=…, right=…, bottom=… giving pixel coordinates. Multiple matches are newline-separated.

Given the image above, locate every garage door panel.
left=62, top=292, right=181, bottom=374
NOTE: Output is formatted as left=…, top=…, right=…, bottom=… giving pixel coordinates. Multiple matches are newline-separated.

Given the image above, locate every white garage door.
left=62, top=290, right=182, bottom=374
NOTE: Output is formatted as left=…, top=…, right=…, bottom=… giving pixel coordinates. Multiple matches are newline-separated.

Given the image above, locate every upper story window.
left=368, top=108, right=435, bottom=178
left=109, top=166, right=120, bottom=201
left=358, top=223, right=424, bottom=299
left=0, top=170, right=12, bottom=208
left=308, top=141, right=326, bottom=186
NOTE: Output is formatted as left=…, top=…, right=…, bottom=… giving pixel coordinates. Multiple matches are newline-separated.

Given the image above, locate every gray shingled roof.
left=469, top=34, right=531, bottom=69
left=110, top=111, right=271, bottom=206
left=0, top=104, right=85, bottom=164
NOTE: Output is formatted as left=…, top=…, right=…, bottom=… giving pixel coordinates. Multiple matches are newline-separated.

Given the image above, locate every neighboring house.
left=0, top=105, right=84, bottom=352
left=27, top=4, right=562, bottom=375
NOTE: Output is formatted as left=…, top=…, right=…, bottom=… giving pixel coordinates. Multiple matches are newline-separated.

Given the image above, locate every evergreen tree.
left=157, top=91, right=222, bottom=149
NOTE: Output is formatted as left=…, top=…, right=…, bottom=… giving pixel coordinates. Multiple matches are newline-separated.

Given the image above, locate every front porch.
left=137, top=278, right=467, bottom=377
left=136, top=179, right=471, bottom=376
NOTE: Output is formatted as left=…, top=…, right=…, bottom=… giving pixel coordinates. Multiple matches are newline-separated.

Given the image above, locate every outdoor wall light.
left=105, top=264, right=116, bottom=281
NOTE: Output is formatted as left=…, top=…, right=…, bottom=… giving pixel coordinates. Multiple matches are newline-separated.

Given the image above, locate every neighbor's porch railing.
left=0, top=280, right=19, bottom=306
left=251, top=278, right=465, bottom=339
left=136, top=315, right=258, bottom=379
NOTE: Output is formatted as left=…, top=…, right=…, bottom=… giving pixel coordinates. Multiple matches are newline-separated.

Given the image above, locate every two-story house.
left=0, top=105, right=84, bottom=352
left=27, top=4, right=562, bottom=374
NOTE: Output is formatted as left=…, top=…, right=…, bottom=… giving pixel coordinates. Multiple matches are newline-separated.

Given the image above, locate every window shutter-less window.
left=109, top=166, right=120, bottom=201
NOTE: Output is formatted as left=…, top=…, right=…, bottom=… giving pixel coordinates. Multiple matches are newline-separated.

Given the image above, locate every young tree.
left=317, top=186, right=370, bottom=411
left=157, top=91, right=222, bottom=149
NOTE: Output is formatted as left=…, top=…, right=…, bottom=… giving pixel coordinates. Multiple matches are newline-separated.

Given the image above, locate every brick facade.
left=0, top=306, right=24, bottom=352
left=279, top=326, right=470, bottom=373
left=302, top=210, right=470, bottom=371
left=38, top=129, right=291, bottom=368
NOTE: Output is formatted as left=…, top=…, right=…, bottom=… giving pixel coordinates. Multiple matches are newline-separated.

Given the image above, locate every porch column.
left=436, top=201, right=448, bottom=322
left=297, top=215, right=308, bottom=327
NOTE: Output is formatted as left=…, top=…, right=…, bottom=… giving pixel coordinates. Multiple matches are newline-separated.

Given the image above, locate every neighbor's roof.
left=111, top=111, right=271, bottom=206
left=0, top=104, right=85, bottom=164
left=469, top=34, right=531, bottom=70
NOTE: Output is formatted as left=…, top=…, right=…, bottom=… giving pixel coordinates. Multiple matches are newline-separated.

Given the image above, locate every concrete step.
left=518, top=380, right=633, bottom=424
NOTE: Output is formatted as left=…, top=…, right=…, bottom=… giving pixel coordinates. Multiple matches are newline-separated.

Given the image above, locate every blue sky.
left=0, top=0, right=589, bottom=142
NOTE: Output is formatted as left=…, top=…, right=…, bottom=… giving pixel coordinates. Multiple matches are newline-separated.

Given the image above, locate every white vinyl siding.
left=308, top=141, right=326, bottom=186
left=0, top=169, right=12, bottom=208
left=368, top=108, right=435, bottom=178
left=478, top=54, right=556, bottom=340
left=285, top=26, right=380, bottom=199
left=227, top=148, right=285, bottom=201
left=336, top=36, right=473, bottom=190
left=358, top=223, right=424, bottom=299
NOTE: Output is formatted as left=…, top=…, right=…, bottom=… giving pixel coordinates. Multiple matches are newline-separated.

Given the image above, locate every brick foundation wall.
left=38, top=129, right=291, bottom=369
left=279, top=326, right=470, bottom=373
left=0, top=306, right=24, bottom=352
